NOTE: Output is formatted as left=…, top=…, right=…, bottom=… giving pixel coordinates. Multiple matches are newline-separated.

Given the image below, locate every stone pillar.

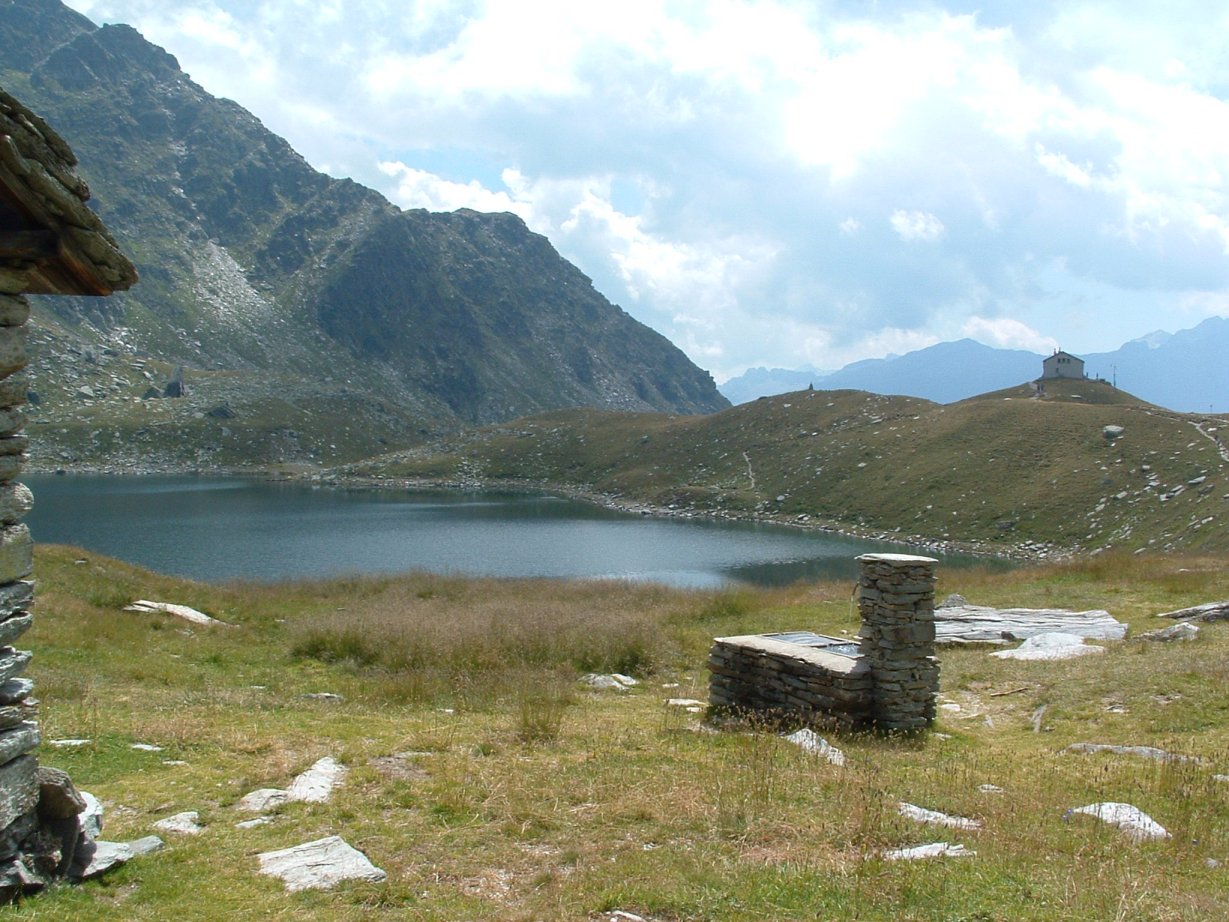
left=0, top=287, right=60, bottom=896
left=856, top=553, right=939, bottom=731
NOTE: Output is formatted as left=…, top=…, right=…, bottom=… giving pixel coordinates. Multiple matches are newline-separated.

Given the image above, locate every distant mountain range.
left=2, top=0, right=726, bottom=468
left=721, top=320, right=1229, bottom=413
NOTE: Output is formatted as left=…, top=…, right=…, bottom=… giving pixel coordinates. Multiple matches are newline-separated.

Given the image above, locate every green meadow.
left=11, top=544, right=1229, bottom=920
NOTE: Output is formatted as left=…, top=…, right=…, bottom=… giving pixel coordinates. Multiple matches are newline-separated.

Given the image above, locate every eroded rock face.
left=1, top=3, right=729, bottom=472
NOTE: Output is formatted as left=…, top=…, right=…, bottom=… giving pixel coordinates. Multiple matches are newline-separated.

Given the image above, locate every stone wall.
left=708, top=635, right=873, bottom=727
left=0, top=88, right=137, bottom=899
left=707, top=553, right=939, bottom=731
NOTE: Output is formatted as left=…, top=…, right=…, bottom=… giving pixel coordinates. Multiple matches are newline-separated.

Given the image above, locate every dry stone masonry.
left=708, top=553, right=939, bottom=731
left=0, top=87, right=136, bottom=898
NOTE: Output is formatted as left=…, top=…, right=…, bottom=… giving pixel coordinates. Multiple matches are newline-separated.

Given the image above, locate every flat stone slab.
left=152, top=811, right=203, bottom=835
left=238, top=788, right=292, bottom=813
left=0, top=647, right=30, bottom=684
left=83, top=836, right=164, bottom=879
left=257, top=835, right=386, bottom=892
left=1157, top=600, right=1229, bottom=622
left=581, top=673, right=639, bottom=690
left=287, top=756, right=347, bottom=804
left=882, top=841, right=975, bottom=861
left=239, top=756, right=348, bottom=813
left=935, top=602, right=1125, bottom=644
left=1138, top=622, right=1199, bottom=642
left=899, top=802, right=981, bottom=830
left=1070, top=802, right=1170, bottom=841
left=124, top=600, right=227, bottom=626
left=783, top=728, right=846, bottom=766
left=1063, top=743, right=1200, bottom=764
left=990, top=632, right=1105, bottom=661
left=714, top=635, right=869, bottom=676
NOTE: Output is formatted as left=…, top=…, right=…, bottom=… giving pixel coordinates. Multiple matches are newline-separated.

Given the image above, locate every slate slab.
left=257, top=835, right=386, bottom=892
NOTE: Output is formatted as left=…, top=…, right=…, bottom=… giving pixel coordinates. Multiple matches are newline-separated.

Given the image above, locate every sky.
left=62, top=0, right=1229, bottom=382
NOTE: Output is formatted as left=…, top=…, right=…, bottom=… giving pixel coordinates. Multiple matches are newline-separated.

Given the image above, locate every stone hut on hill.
left=0, top=86, right=137, bottom=897
left=1041, top=350, right=1084, bottom=380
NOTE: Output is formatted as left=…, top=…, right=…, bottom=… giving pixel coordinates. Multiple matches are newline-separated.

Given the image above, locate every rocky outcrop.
left=2, top=0, right=728, bottom=471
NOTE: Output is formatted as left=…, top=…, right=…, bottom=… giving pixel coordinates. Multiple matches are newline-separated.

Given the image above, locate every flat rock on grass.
left=239, top=757, right=347, bottom=813
left=882, top=842, right=975, bottom=861
left=124, top=600, right=227, bottom=626
left=1070, top=802, right=1170, bottom=841
left=581, top=673, right=638, bottom=691
left=83, top=836, right=164, bottom=879
left=152, top=811, right=203, bottom=835
left=899, top=802, right=981, bottom=830
left=1063, top=742, right=1200, bottom=764
left=990, top=632, right=1105, bottom=661
left=783, top=728, right=846, bottom=766
left=257, top=836, right=386, bottom=892
left=287, top=756, right=347, bottom=803
left=1138, top=622, right=1199, bottom=642
left=935, top=600, right=1125, bottom=644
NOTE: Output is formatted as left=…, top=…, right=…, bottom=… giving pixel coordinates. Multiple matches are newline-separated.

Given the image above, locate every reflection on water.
left=24, top=475, right=1002, bottom=588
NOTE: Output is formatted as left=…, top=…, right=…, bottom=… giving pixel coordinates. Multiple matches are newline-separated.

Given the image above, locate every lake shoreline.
left=27, top=459, right=1056, bottom=566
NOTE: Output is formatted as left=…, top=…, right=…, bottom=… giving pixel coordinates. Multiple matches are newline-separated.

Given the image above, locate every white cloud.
left=890, top=210, right=945, bottom=242
left=58, top=0, right=1229, bottom=377
left=962, top=317, right=1059, bottom=353
left=377, top=162, right=535, bottom=220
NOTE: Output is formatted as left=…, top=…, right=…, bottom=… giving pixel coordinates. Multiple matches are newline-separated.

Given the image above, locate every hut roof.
left=0, top=86, right=137, bottom=296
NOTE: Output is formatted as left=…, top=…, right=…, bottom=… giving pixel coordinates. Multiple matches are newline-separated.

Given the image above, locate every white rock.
left=1139, top=622, right=1199, bottom=642
left=287, top=756, right=347, bottom=804
left=581, top=673, right=638, bottom=691
left=882, top=842, right=975, bottom=861
left=48, top=738, right=91, bottom=748
left=153, top=811, right=203, bottom=835
left=899, top=802, right=981, bottom=830
left=936, top=603, right=1125, bottom=644
left=783, top=728, right=846, bottom=766
left=990, top=632, right=1105, bottom=661
left=131, top=743, right=163, bottom=752
left=1070, top=802, right=1170, bottom=841
left=79, top=791, right=103, bottom=839
left=124, top=600, right=227, bottom=626
left=666, top=698, right=705, bottom=708
left=257, top=835, right=386, bottom=892
left=238, top=788, right=291, bottom=813
left=978, top=784, right=1005, bottom=794
left=83, top=836, right=164, bottom=879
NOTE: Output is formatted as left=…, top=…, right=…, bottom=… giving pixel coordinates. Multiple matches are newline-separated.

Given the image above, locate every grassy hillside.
left=16, top=544, right=1229, bottom=919
left=347, top=384, right=1229, bottom=555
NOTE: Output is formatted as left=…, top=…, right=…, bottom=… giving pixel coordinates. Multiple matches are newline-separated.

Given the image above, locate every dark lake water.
left=22, top=475, right=996, bottom=588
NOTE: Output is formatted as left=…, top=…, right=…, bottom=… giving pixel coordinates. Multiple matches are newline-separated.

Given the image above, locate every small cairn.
left=856, top=553, right=939, bottom=731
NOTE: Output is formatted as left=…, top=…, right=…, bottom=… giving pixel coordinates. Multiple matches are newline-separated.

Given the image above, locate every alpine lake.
left=23, top=474, right=1003, bottom=588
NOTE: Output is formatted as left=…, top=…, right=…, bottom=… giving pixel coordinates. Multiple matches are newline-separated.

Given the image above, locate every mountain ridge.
left=721, top=322, right=1229, bottom=412
left=2, top=0, right=727, bottom=468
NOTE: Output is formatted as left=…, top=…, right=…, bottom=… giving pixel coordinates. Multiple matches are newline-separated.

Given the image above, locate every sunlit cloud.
left=59, top=0, right=1229, bottom=378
